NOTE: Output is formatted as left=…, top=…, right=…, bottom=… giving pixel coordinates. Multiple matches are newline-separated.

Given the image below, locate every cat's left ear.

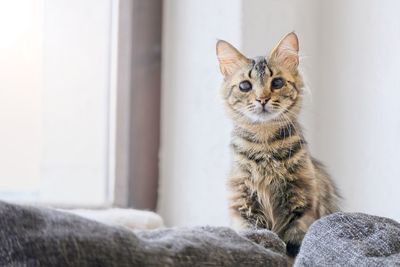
left=269, top=32, right=299, bottom=71
left=216, top=40, right=251, bottom=76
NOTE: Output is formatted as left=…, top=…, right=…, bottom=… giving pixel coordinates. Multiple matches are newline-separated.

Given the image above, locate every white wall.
left=315, top=0, right=400, bottom=221
left=159, top=0, right=400, bottom=226
left=158, top=0, right=242, bottom=226
left=0, top=0, right=114, bottom=206
left=40, top=0, right=112, bottom=205
left=0, top=0, right=43, bottom=193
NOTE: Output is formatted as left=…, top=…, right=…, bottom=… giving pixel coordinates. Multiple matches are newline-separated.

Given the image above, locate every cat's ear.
left=216, top=40, right=251, bottom=76
left=269, top=32, right=299, bottom=71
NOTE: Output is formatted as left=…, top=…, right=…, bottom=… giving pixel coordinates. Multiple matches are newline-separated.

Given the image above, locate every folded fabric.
left=0, top=201, right=287, bottom=267
left=295, top=212, right=400, bottom=267
left=62, top=208, right=164, bottom=230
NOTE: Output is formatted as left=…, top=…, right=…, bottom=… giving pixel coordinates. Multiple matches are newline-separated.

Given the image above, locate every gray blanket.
left=1, top=201, right=400, bottom=267
left=295, top=212, right=400, bottom=266
left=0, top=201, right=286, bottom=267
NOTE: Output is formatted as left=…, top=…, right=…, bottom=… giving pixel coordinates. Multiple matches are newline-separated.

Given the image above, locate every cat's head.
left=216, top=32, right=303, bottom=124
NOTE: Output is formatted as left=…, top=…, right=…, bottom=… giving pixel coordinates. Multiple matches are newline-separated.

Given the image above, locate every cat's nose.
left=256, top=97, right=270, bottom=106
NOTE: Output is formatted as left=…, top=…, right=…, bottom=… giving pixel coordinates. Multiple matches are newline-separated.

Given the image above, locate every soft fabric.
left=62, top=208, right=164, bottom=230
left=295, top=212, right=400, bottom=267
left=0, top=201, right=287, bottom=267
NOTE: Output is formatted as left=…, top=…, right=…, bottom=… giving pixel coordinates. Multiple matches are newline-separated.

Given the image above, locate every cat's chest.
left=240, top=178, right=284, bottom=230
left=253, top=156, right=284, bottom=178
left=232, top=143, right=285, bottom=179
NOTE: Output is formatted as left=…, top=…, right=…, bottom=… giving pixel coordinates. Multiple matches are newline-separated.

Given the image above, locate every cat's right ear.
left=216, top=40, right=250, bottom=76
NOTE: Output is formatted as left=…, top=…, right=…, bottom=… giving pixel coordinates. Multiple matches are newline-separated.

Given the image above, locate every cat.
left=216, top=32, right=340, bottom=257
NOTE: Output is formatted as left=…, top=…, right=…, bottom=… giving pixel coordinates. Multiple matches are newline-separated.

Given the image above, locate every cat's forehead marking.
left=251, top=57, right=272, bottom=85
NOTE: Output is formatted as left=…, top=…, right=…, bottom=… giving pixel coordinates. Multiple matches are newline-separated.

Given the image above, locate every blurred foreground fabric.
left=295, top=212, right=400, bottom=266
left=0, top=201, right=286, bottom=267
left=1, top=201, right=399, bottom=266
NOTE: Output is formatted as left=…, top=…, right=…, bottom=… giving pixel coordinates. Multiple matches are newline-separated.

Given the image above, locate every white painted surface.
left=0, top=0, right=114, bottom=206
left=159, top=0, right=400, bottom=225
left=40, top=0, right=112, bottom=205
left=158, top=0, right=242, bottom=226
left=0, top=0, right=44, bottom=193
left=315, top=0, right=400, bottom=221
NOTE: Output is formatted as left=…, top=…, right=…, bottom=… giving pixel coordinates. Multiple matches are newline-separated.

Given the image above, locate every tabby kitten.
left=216, top=32, right=340, bottom=257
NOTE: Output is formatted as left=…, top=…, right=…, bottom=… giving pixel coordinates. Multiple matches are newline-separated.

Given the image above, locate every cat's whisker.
left=278, top=114, right=294, bottom=149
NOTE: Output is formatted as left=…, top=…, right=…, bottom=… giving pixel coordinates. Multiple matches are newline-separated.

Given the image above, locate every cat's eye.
left=271, top=77, right=285, bottom=90
left=239, top=80, right=252, bottom=92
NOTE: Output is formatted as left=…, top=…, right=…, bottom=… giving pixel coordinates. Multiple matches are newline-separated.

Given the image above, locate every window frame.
left=0, top=0, right=162, bottom=210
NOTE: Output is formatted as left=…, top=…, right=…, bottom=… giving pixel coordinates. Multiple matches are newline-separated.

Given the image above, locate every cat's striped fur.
left=216, top=33, right=340, bottom=257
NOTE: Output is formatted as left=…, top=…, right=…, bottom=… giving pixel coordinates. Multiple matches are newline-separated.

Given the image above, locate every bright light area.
left=0, top=0, right=43, bottom=196
left=0, top=0, right=114, bottom=206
